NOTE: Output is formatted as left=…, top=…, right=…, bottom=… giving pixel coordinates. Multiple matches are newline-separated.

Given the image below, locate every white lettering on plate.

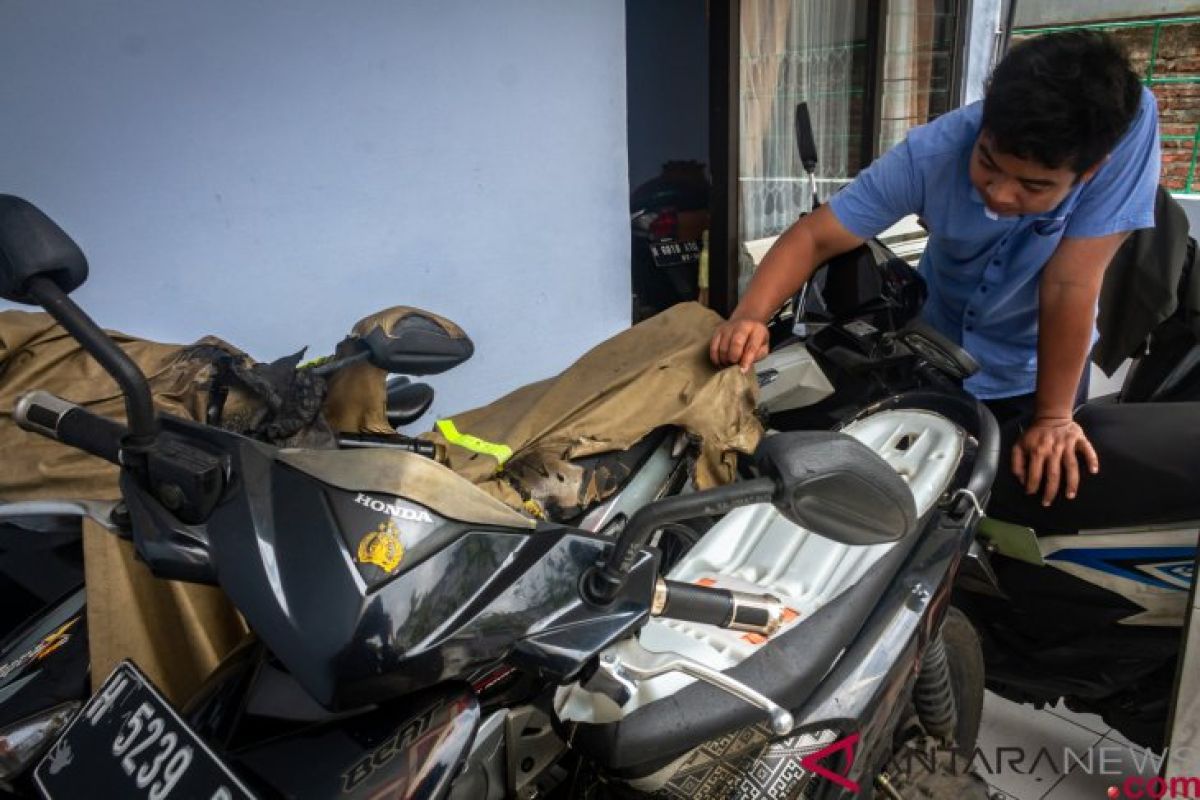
left=86, top=674, right=129, bottom=727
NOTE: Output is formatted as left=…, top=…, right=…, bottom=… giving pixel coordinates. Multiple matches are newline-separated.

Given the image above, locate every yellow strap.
left=436, top=419, right=513, bottom=466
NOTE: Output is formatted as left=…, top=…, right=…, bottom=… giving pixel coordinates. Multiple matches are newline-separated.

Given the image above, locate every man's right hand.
left=708, top=206, right=863, bottom=374
left=709, top=318, right=769, bottom=373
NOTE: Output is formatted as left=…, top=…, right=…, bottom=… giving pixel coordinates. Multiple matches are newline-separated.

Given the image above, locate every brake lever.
left=584, top=652, right=794, bottom=736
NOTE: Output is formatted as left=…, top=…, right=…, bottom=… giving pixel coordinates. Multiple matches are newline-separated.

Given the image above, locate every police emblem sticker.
left=356, top=519, right=405, bottom=573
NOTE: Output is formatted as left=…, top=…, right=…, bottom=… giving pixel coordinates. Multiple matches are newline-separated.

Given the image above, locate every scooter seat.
left=556, top=408, right=967, bottom=776
left=988, top=402, right=1200, bottom=533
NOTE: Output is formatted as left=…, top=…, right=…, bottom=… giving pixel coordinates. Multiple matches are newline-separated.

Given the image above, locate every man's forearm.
left=1035, top=280, right=1097, bottom=418
left=731, top=206, right=865, bottom=323
left=733, top=224, right=821, bottom=323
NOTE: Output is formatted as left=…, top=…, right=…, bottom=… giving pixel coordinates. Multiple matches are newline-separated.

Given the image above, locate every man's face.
left=968, top=133, right=1095, bottom=217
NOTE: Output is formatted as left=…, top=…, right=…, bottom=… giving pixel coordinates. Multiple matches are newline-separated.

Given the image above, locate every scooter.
left=1, top=195, right=998, bottom=799
left=956, top=400, right=1200, bottom=754
left=760, top=234, right=1200, bottom=760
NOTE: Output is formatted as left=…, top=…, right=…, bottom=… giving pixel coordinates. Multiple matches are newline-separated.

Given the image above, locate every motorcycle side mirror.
left=794, top=102, right=819, bottom=175
left=794, top=101, right=822, bottom=214
left=386, top=377, right=435, bottom=428
left=0, top=196, right=157, bottom=448
left=756, top=431, right=917, bottom=545
left=361, top=313, right=475, bottom=376
left=0, top=195, right=89, bottom=303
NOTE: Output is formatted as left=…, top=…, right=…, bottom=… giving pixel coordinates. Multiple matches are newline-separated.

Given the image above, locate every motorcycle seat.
left=556, top=408, right=967, bottom=776
left=987, top=402, right=1200, bottom=533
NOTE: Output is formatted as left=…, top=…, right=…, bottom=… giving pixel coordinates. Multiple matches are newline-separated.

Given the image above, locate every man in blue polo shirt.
left=711, top=31, right=1160, bottom=507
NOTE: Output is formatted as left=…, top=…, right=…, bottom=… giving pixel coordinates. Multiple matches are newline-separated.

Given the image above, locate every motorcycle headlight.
left=0, top=702, right=80, bottom=781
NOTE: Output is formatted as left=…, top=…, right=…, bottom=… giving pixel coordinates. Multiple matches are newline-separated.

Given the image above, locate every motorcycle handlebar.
left=654, top=578, right=785, bottom=636
left=14, top=390, right=127, bottom=465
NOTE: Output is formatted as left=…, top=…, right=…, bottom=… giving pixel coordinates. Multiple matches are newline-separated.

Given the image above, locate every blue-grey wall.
left=1, top=2, right=631, bottom=422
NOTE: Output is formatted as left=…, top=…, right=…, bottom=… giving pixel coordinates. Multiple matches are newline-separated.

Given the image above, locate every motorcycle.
left=0, top=304, right=455, bottom=792
left=630, top=160, right=710, bottom=322
left=0, top=194, right=999, bottom=799
left=759, top=229, right=1200, bottom=759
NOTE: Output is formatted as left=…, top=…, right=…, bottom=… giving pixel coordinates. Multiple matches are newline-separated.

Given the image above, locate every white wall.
left=0, top=2, right=631, bottom=423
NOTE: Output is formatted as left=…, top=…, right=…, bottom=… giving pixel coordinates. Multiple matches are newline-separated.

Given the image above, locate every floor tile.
left=974, top=692, right=1105, bottom=800
left=1045, top=698, right=1111, bottom=736
left=1040, top=735, right=1165, bottom=800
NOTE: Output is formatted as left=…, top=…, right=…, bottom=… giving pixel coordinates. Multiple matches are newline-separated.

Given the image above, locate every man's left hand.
left=1011, top=416, right=1100, bottom=506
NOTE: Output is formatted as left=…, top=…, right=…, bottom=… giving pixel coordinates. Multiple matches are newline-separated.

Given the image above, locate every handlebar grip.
left=655, top=579, right=786, bottom=636
left=15, top=390, right=127, bottom=465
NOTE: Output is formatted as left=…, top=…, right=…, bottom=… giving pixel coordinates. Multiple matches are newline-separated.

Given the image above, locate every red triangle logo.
left=799, top=731, right=861, bottom=793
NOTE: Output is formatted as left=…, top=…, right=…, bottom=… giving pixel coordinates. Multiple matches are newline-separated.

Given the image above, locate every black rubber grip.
left=55, top=406, right=127, bottom=464
left=729, top=599, right=773, bottom=631
left=660, top=580, right=734, bottom=628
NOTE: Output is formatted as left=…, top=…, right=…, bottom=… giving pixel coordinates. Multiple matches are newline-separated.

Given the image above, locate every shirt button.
left=980, top=285, right=989, bottom=293
left=966, top=309, right=976, bottom=317
left=991, top=260, right=1001, bottom=266
left=965, top=325, right=974, bottom=332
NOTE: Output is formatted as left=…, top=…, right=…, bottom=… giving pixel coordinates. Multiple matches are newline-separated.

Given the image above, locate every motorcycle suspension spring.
left=913, top=632, right=957, bottom=742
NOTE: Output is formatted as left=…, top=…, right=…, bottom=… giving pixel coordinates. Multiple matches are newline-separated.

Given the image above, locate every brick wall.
left=1015, top=17, right=1200, bottom=192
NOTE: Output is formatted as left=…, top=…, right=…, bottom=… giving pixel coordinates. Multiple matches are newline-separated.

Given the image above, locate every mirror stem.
left=27, top=276, right=158, bottom=452
left=582, top=477, right=777, bottom=606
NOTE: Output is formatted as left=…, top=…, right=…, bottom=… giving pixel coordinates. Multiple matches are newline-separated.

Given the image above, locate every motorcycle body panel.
left=0, top=516, right=84, bottom=645
left=0, top=586, right=87, bottom=731
left=181, top=634, right=480, bottom=800
left=119, top=416, right=657, bottom=712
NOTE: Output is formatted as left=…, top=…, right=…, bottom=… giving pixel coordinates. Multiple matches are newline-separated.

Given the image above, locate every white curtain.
left=879, top=0, right=956, bottom=154
left=739, top=0, right=862, bottom=243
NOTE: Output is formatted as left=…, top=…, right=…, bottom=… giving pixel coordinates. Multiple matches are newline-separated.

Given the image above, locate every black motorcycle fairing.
left=988, top=402, right=1200, bottom=533
left=954, top=556, right=1178, bottom=749
left=0, top=517, right=84, bottom=643
left=181, top=637, right=480, bottom=799
left=0, top=587, right=88, bottom=731
left=118, top=416, right=658, bottom=712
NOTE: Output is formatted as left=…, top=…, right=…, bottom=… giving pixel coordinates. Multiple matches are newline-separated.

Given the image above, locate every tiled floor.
left=975, top=692, right=1165, bottom=799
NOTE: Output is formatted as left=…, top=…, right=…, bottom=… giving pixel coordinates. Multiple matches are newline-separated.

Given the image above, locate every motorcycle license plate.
left=34, top=661, right=255, bottom=800
left=649, top=240, right=701, bottom=268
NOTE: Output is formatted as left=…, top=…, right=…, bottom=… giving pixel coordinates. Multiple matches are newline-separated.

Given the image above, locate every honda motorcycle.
left=0, top=285, right=455, bottom=793
left=0, top=195, right=999, bottom=799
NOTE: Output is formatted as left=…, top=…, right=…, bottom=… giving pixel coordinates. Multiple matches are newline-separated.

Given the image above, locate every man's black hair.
left=982, top=30, right=1143, bottom=174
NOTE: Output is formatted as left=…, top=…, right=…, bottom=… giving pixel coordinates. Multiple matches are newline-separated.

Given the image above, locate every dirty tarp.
left=424, top=302, right=764, bottom=518
left=0, top=310, right=254, bottom=701
left=0, top=309, right=356, bottom=702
